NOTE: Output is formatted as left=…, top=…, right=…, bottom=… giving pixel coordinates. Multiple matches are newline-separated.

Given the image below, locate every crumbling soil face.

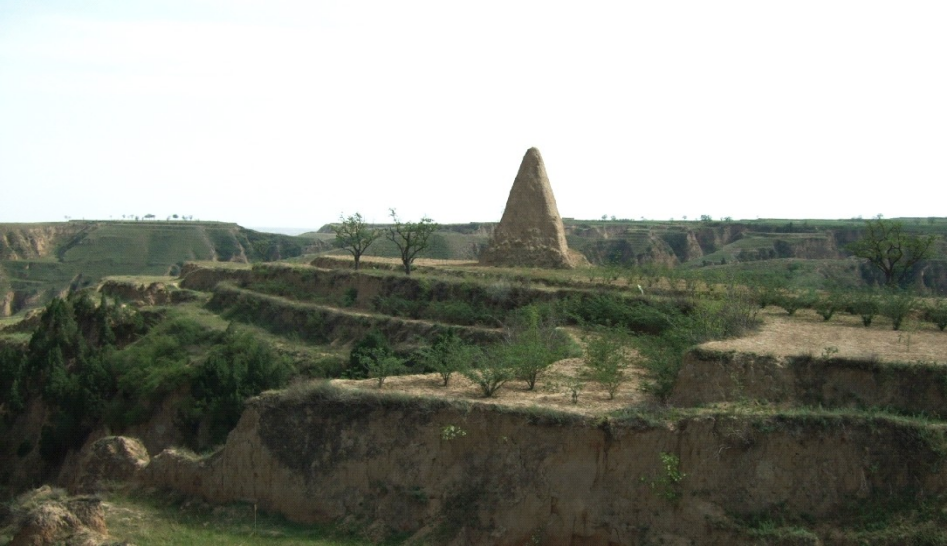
left=4, top=486, right=110, bottom=546
left=99, top=279, right=174, bottom=306
left=140, top=388, right=947, bottom=546
left=68, top=437, right=150, bottom=495
left=673, top=308, right=947, bottom=412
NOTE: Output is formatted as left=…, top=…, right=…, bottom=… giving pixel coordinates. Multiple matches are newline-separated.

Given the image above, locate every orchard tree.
left=332, top=212, right=381, bottom=270
left=386, top=209, right=437, bottom=275
left=846, top=218, right=936, bottom=287
left=584, top=326, right=630, bottom=400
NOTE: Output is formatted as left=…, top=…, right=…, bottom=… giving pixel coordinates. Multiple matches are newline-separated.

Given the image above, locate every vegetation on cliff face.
left=0, top=291, right=295, bottom=474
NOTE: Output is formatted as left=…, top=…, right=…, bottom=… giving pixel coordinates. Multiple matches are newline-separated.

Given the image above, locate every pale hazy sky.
left=1, top=1, right=945, bottom=230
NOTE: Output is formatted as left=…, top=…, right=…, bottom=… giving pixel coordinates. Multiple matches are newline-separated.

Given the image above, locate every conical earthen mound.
left=479, top=148, right=580, bottom=269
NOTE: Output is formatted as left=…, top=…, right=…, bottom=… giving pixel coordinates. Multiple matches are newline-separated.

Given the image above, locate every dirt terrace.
left=332, top=308, right=947, bottom=415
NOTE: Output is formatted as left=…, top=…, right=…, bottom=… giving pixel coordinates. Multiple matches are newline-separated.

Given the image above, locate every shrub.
left=561, top=293, right=682, bottom=335
left=504, top=307, right=573, bottom=390
left=584, top=327, right=630, bottom=400
left=190, top=327, right=295, bottom=444
left=850, top=292, right=880, bottom=327
left=651, top=452, right=686, bottom=504
left=418, top=332, right=479, bottom=386
left=924, top=299, right=947, bottom=331
left=341, top=287, right=358, bottom=307
left=684, top=293, right=759, bottom=341
left=358, top=348, right=407, bottom=388
left=0, top=345, right=26, bottom=416
left=814, top=292, right=844, bottom=321
left=880, top=290, right=918, bottom=331
left=348, top=329, right=392, bottom=378
left=462, top=346, right=514, bottom=397
left=774, top=291, right=816, bottom=316
left=371, top=295, right=426, bottom=319
left=636, top=340, right=683, bottom=401
left=749, top=280, right=784, bottom=309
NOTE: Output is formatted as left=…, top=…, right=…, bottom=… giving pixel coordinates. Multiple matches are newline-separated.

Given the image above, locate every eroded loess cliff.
left=0, top=223, right=89, bottom=261
left=142, top=385, right=947, bottom=545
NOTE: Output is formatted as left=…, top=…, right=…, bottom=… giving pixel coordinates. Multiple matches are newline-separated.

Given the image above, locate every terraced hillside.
left=5, top=255, right=947, bottom=544
left=0, top=221, right=328, bottom=316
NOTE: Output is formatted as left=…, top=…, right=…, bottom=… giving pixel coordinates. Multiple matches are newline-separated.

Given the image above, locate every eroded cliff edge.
left=142, top=384, right=947, bottom=545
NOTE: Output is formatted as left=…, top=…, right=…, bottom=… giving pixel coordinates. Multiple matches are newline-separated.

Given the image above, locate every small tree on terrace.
left=584, top=326, right=631, bottom=400
left=846, top=218, right=936, bottom=288
left=505, top=307, right=571, bottom=391
left=332, top=212, right=381, bottom=270
left=386, top=209, right=437, bottom=275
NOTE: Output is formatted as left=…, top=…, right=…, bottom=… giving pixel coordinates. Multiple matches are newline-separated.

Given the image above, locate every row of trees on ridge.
left=331, top=210, right=437, bottom=275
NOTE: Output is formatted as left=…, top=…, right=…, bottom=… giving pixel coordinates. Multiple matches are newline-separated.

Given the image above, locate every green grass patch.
left=104, top=488, right=395, bottom=546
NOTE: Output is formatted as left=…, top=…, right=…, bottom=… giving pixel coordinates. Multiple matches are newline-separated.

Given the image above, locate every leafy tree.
left=505, top=308, right=571, bottom=390
left=418, top=332, right=478, bottom=386
left=0, top=345, right=26, bottom=415
left=880, top=289, right=917, bottom=331
left=386, top=209, right=437, bottom=275
left=584, top=327, right=630, bottom=400
left=349, top=329, right=392, bottom=378
left=331, top=212, right=381, bottom=270
left=923, top=299, right=947, bottom=331
left=847, top=218, right=936, bottom=287
left=849, top=291, right=880, bottom=327
left=358, top=348, right=407, bottom=388
left=463, top=345, right=513, bottom=397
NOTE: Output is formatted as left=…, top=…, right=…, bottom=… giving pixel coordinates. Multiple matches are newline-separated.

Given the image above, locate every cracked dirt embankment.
left=141, top=384, right=947, bottom=545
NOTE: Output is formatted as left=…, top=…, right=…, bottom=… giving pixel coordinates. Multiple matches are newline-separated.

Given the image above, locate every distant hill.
left=4, top=217, right=946, bottom=317
left=0, top=221, right=329, bottom=316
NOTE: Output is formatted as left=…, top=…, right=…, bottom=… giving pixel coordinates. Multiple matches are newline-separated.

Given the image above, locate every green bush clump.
left=341, top=287, right=358, bottom=307
left=371, top=295, right=426, bottom=319
left=417, top=331, right=479, bottom=386
left=924, top=300, right=947, bottom=331
left=561, top=293, right=683, bottom=334
left=0, top=345, right=27, bottom=416
left=462, top=346, right=513, bottom=398
left=358, top=349, right=407, bottom=388
left=774, top=291, right=817, bottom=316
left=584, top=327, right=630, bottom=399
left=348, top=329, right=393, bottom=379
left=187, top=325, right=295, bottom=444
left=849, top=292, right=880, bottom=327
left=17, top=293, right=149, bottom=465
left=505, top=307, right=574, bottom=390
left=880, top=290, right=917, bottom=331
left=427, top=300, right=499, bottom=326
left=815, top=292, right=847, bottom=321
left=461, top=306, right=576, bottom=396
left=635, top=293, right=759, bottom=401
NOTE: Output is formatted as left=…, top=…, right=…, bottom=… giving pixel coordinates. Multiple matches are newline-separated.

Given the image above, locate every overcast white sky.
left=1, top=1, right=945, bottom=231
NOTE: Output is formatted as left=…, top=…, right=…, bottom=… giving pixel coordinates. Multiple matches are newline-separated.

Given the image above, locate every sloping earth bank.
left=140, top=384, right=947, bottom=545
